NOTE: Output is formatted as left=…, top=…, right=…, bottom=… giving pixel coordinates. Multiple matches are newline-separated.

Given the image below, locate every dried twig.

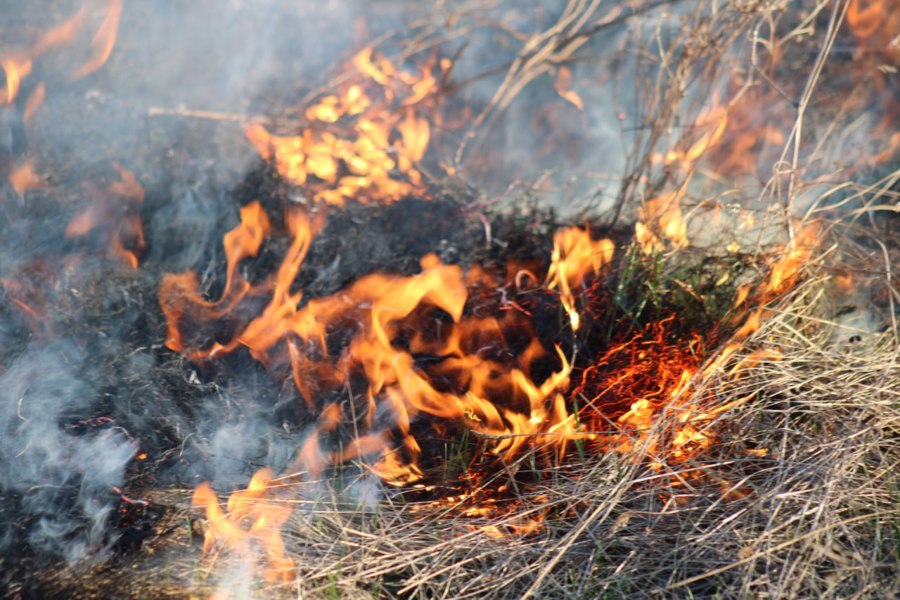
left=146, top=106, right=273, bottom=125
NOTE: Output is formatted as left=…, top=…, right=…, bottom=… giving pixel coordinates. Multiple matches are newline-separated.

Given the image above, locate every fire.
left=147, top=7, right=846, bottom=587
left=547, top=226, right=614, bottom=330
left=1, top=3, right=879, bottom=593
left=3, top=0, right=125, bottom=197
left=846, top=0, right=900, bottom=59
left=192, top=469, right=295, bottom=586
left=70, top=0, right=123, bottom=79
left=65, top=163, right=146, bottom=269
left=765, top=223, right=820, bottom=295
left=658, top=103, right=729, bottom=173
left=1, top=59, right=31, bottom=104
left=23, top=83, right=46, bottom=124
left=690, top=91, right=791, bottom=184
left=174, top=191, right=822, bottom=581
left=575, top=316, right=706, bottom=460
left=163, top=205, right=596, bottom=481
left=30, top=6, right=87, bottom=58
left=636, top=190, right=688, bottom=254
left=165, top=200, right=607, bottom=575
left=244, top=47, right=444, bottom=206
left=553, top=66, right=584, bottom=111
left=8, top=159, right=44, bottom=195
left=576, top=218, right=821, bottom=471
left=159, top=200, right=275, bottom=354
left=0, top=0, right=122, bottom=93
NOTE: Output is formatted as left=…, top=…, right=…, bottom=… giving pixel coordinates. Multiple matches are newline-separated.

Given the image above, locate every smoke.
left=0, top=342, right=135, bottom=562
left=0, top=1, right=403, bottom=566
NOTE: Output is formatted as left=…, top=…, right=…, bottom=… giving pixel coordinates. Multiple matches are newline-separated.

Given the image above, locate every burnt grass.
left=0, top=155, right=740, bottom=599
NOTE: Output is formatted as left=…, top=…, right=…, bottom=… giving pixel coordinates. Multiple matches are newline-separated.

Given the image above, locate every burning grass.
left=1, top=0, right=898, bottom=598
left=166, top=220, right=895, bottom=600
left=30, top=216, right=894, bottom=600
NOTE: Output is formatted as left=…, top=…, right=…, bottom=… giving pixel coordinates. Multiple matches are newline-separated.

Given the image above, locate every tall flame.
left=547, top=227, right=614, bottom=330
left=1, top=59, right=31, bottom=105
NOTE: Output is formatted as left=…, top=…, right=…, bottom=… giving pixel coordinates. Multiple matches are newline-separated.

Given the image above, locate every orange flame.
left=245, top=47, right=444, bottom=206
left=70, top=0, right=123, bottom=80
left=65, top=163, right=145, bottom=269
left=576, top=316, right=708, bottom=462
left=23, top=83, right=46, bottom=123
left=179, top=208, right=822, bottom=574
left=765, top=223, right=819, bottom=296
left=9, top=159, right=44, bottom=195
left=0, top=0, right=122, bottom=128
left=170, top=12, right=846, bottom=574
left=192, top=469, right=295, bottom=585
left=164, top=200, right=593, bottom=495
left=179, top=194, right=822, bottom=579
left=846, top=0, right=899, bottom=52
left=31, top=7, right=88, bottom=59
left=553, top=66, right=584, bottom=111
left=636, top=190, right=688, bottom=254
left=669, top=104, right=729, bottom=172
left=583, top=217, right=813, bottom=471
left=160, top=200, right=275, bottom=354
left=547, top=227, right=614, bottom=330
left=1, top=59, right=32, bottom=105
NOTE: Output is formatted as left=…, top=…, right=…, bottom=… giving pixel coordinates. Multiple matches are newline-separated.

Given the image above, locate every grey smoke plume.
left=0, top=342, right=135, bottom=562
